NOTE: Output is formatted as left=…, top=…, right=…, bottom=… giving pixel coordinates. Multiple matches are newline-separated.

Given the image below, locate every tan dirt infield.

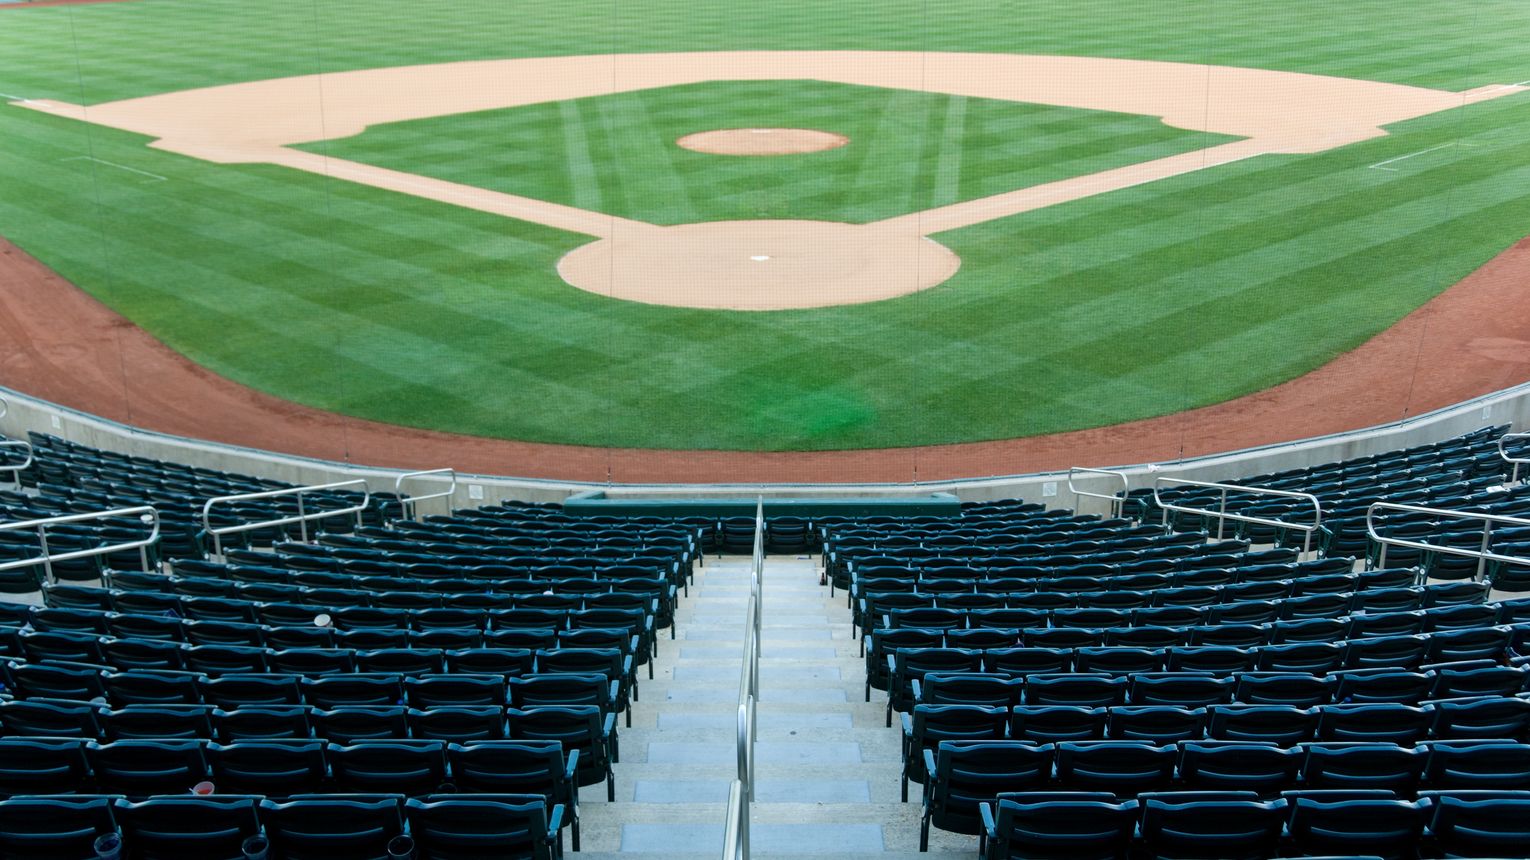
left=15, top=52, right=1524, bottom=310
left=3, top=233, right=1529, bottom=484
left=676, top=128, right=850, bottom=156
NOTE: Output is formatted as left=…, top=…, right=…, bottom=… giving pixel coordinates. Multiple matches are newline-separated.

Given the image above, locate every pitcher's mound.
left=557, top=220, right=961, bottom=311
left=677, top=128, right=849, bottom=156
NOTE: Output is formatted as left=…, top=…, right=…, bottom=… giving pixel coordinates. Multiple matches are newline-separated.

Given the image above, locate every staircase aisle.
left=575, top=554, right=976, bottom=859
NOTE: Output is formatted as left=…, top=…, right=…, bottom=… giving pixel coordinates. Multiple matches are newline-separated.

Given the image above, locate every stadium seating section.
left=2, top=425, right=1529, bottom=857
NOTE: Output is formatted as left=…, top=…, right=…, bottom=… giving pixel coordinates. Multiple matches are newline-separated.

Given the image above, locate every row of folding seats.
left=865, top=586, right=1497, bottom=633
left=0, top=792, right=566, bottom=859
left=872, top=610, right=1513, bottom=659
left=100, top=573, right=683, bottom=618
left=849, top=562, right=1409, bottom=601
left=0, top=731, right=609, bottom=801
left=9, top=618, right=643, bottom=660
left=900, top=698, right=1530, bottom=769
left=909, top=736, right=1530, bottom=804
left=834, top=537, right=1259, bottom=584
left=3, top=699, right=616, bottom=748
left=225, top=546, right=687, bottom=579
left=878, top=596, right=1503, bottom=635
left=185, top=561, right=685, bottom=596
left=848, top=549, right=1328, bottom=589
left=15, top=600, right=659, bottom=655
left=863, top=598, right=1499, bottom=649
left=3, top=665, right=623, bottom=712
left=30, top=590, right=665, bottom=633
left=914, top=665, right=1530, bottom=709
left=871, top=629, right=1520, bottom=703
left=974, top=788, right=1528, bottom=860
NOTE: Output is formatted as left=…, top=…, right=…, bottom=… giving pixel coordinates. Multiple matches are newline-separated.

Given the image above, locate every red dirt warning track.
left=2, top=235, right=1529, bottom=484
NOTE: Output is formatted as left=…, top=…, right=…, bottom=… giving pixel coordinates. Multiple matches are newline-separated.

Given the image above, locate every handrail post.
left=1478, top=522, right=1493, bottom=581
left=37, top=523, right=53, bottom=583
left=297, top=492, right=310, bottom=543
left=1217, top=487, right=1228, bottom=541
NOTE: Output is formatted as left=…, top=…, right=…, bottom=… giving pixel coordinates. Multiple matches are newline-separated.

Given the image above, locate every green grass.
left=0, top=0, right=1528, bottom=451
left=307, top=79, right=1234, bottom=225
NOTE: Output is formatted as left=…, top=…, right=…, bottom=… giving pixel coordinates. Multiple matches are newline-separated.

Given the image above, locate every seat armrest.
left=546, top=803, right=565, bottom=843
left=979, top=801, right=998, bottom=840
left=564, top=748, right=580, bottom=781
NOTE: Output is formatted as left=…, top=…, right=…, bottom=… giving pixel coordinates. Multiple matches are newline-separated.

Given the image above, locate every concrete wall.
left=2, top=381, right=1526, bottom=511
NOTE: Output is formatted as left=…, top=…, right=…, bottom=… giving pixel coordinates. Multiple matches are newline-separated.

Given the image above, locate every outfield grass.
left=308, top=80, right=1233, bottom=225
left=0, top=1, right=1527, bottom=452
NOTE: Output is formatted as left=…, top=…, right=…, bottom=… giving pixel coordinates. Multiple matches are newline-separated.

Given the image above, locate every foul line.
left=61, top=155, right=167, bottom=182
left=0, top=91, right=34, bottom=103
left=1368, top=142, right=1477, bottom=172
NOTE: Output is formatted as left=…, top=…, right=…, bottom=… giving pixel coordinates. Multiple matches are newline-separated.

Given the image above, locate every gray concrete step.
left=572, top=556, right=978, bottom=856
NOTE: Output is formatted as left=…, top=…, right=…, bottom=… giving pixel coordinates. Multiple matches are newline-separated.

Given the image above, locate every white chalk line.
left=1368, top=142, right=1478, bottom=172
left=61, top=155, right=167, bottom=182
left=1464, top=81, right=1530, bottom=98
left=0, top=91, right=34, bottom=103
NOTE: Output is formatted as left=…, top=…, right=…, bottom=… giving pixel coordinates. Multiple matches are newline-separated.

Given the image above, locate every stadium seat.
left=260, top=795, right=406, bottom=859
left=206, top=739, right=327, bottom=796
left=1301, top=743, right=1425, bottom=793
left=1424, top=791, right=1530, bottom=857
left=115, top=795, right=263, bottom=859
left=329, top=739, right=448, bottom=796
left=900, top=704, right=1009, bottom=800
left=405, top=794, right=565, bottom=859
left=1286, top=796, right=1424, bottom=859
left=919, top=741, right=1053, bottom=850
left=1178, top=741, right=1300, bottom=795
left=1138, top=795, right=1286, bottom=859
left=86, top=738, right=209, bottom=796
left=446, top=740, right=581, bottom=850
left=1422, top=741, right=1530, bottom=790
left=506, top=706, right=617, bottom=801
left=0, top=737, right=90, bottom=796
left=1054, top=740, right=1175, bottom=793
left=980, top=794, right=1137, bottom=860
left=0, top=795, right=116, bottom=860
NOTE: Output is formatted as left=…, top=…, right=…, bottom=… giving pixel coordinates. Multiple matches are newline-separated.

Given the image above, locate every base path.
left=3, top=234, right=1529, bottom=484
left=15, top=52, right=1522, bottom=310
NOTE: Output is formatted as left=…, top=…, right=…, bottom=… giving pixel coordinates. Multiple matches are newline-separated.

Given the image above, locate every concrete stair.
left=571, top=555, right=977, bottom=858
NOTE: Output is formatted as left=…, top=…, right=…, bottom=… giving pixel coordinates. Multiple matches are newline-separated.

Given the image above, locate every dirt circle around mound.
left=556, top=220, right=962, bottom=310
left=676, top=127, right=850, bottom=156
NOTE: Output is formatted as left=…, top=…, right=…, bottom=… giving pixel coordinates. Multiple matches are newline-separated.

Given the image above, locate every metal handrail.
left=201, top=479, right=370, bottom=557
left=725, top=499, right=766, bottom=858
left=1499, top=432, right=1530, bottom=485
left=1067, top=466, right=1130, bottom=518
left=1153, top=477, right=1324, bottom=554
left=1366, top=501, right=1530, bottom=579
left=722, top=780, right=748, bottom=860
left=0, top=505, right=160, bottom=580
left=0, top=395, right=7, bottom=418
left=393, top=468, right=456, bottom=522
left=0, top=439, right=32, bottom=487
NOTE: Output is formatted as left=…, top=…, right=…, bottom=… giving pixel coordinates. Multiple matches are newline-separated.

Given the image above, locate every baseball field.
left=1, top=0, right=1528, bottom=464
